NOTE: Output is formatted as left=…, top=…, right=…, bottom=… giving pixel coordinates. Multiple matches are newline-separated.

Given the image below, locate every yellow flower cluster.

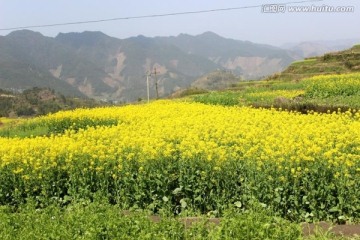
left=1, top=100, right=359, bottom=179
left=0, top=117, right=11, bottom=124
left=0, top=117, right=19, bottom=126
left=303, top=73, right=360, bottom=98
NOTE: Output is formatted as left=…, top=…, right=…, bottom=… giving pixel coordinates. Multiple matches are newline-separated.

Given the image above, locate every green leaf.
left=180, top=199, right=187, bottom=208
left=172, top=187, right=182, bottom=195
left=260, top=203, right=267, bottom=208
left=329, top=207, right=340, bottom=213
left=194, top=196, right=202, bottom=202
left=234, top=201, right=242, bottom=208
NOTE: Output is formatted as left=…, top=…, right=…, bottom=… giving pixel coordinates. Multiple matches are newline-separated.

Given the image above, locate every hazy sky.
left=0, top=0, right=359, bottom=46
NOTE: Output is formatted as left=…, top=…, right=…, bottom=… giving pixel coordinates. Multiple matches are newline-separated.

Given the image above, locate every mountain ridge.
left=0, top=30, right=304, bottom=101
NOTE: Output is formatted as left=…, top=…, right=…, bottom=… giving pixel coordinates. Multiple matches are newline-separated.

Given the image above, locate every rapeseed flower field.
left=247, top=90, right=305, bottom=99
left=304, top=73, right=360, bottom=98
left=0, top=100, right=359, bottom=222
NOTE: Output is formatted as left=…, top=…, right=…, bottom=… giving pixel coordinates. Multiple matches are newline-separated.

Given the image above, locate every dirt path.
left=147, top=214, right=360, bottom=237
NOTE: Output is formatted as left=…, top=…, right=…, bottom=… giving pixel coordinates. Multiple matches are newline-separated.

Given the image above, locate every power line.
left=0, top=0, right=324, bottom=31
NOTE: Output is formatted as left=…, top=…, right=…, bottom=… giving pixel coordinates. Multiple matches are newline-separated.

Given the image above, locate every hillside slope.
left=0, top=87, right=102, bottom=117
left=269, top=44, right=360, bottom=81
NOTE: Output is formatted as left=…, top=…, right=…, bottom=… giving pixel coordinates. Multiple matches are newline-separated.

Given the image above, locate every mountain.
left=0, top=30, right=112, bottom=97
left=0, top=31, right=85, bottom=97
left=282, top=39, right=360, bottom=58
left=56, top=32, right=219, bottom=100
left=0, top=30, right=299, bottom=101
left=156, top=32, right=296, bottom=78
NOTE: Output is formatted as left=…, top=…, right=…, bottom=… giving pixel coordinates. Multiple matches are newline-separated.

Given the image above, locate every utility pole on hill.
left=145, top=67, right=161, bottom=102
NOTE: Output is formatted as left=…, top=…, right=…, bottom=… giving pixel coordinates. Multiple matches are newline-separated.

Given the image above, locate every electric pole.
left=153, top=67, right=159, bottom=99
left=146, top=72, right=150, bottom=103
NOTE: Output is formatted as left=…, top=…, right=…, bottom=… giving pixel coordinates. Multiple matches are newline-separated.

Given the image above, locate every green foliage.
left=0, top=114, right=119, bottom=138
left=16, top=107, right=35, bottom=116
left=45, top=117, right=119, bottom=134
left=0, top=98, right=13, bottom=117
left=0, top=201, right=184, bottom=240
left=192, top=72, right=360, bottom=111
left=193, top=92, right=240, bottom=106
left=214, top=205, right=302, bottom=240
left=305, top=95, right=360, bottom=109
left=191, top=81, right=305, bottom=108
left=1, top=152, right=359, bottom=223
left=0, top=200, right=303, bottom=240
left=291, top=59, right=317, bottom=66
left=0, top=123, right=48, bottom=138
left=177, top=88, right=209, bottom=97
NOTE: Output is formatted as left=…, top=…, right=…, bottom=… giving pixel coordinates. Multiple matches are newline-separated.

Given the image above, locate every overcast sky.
left=0, top=0, right=359, bottom=46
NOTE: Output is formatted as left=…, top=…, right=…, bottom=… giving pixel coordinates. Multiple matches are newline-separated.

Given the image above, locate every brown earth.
left=140, top=213, right=360, bottom=238
left=302, top=222, right=360, bottom=238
